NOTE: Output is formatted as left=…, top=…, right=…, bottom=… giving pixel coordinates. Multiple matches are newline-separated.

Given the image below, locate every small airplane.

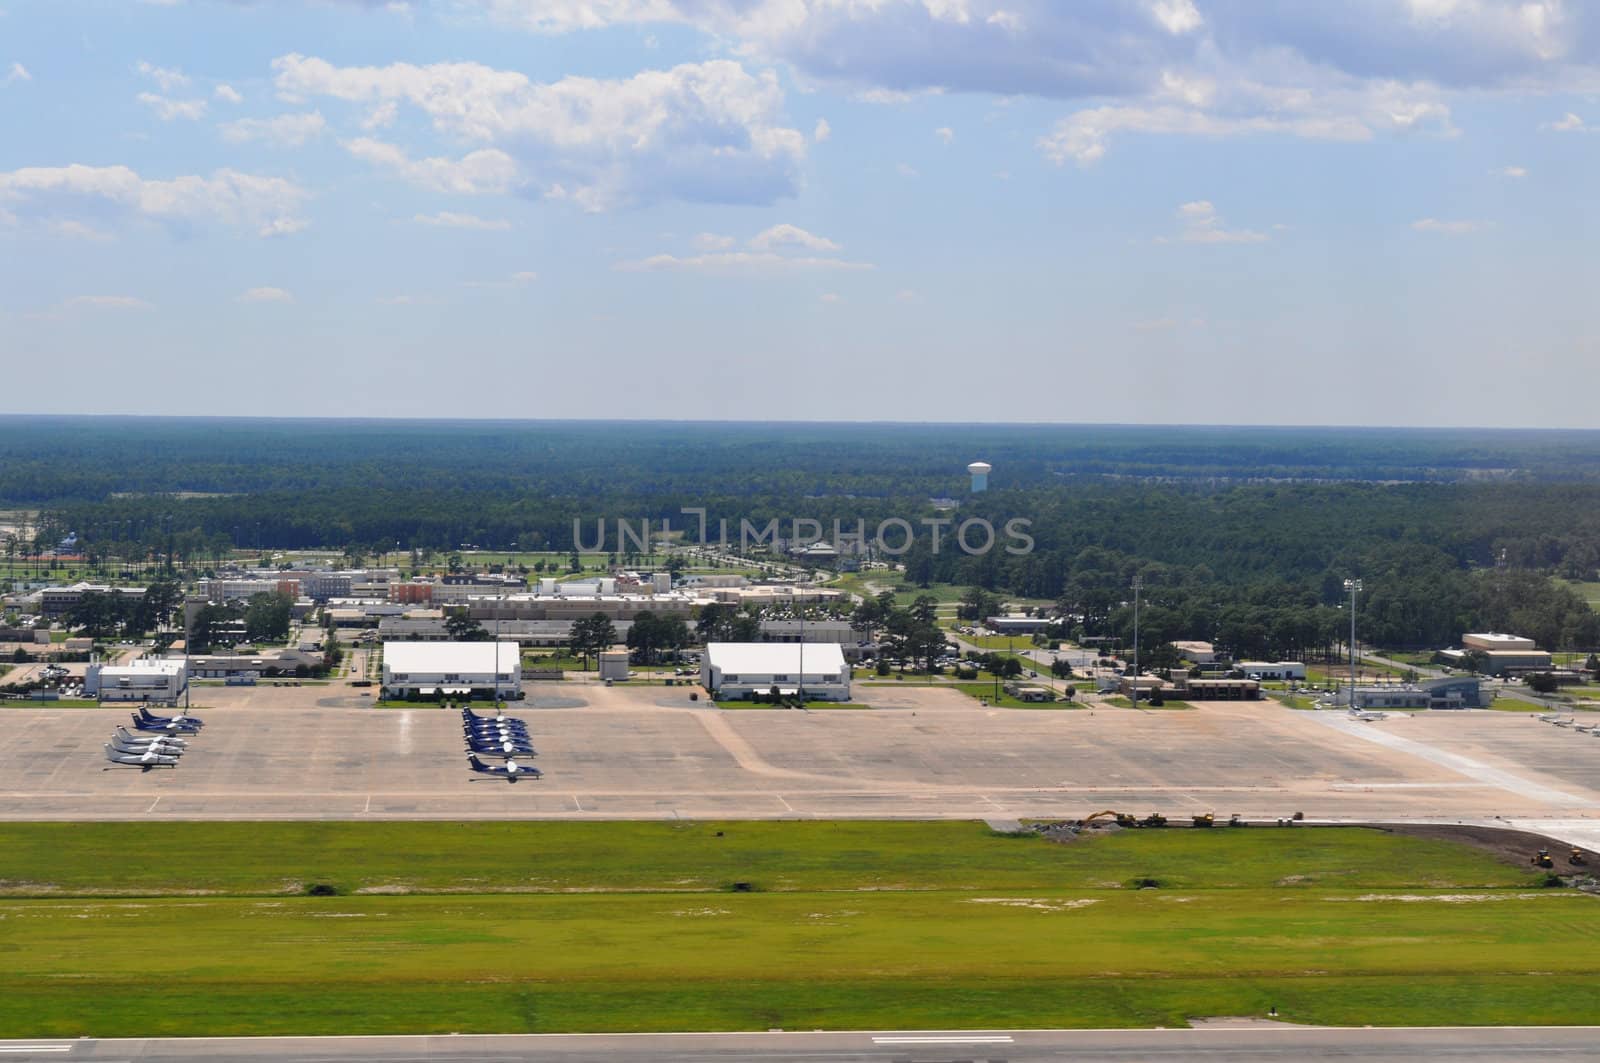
left=461, top=707, right=522, bottom=727
left=103, top=743, right=179, bottom=768
left=114, top=725, right=188, bottom=748
left=467, top=753, right=541, bottom=779
left=467, top=736, right=537, bottom=755
left=130, top=714, right=201, bottom=735
left=137, top=705, right=204, bottom=729
left=1347, top=707, right=1388, bottom=722
left=111, top=731, right=186, bottom=752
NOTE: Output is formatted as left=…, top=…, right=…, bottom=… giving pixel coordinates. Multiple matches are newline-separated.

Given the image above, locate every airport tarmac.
left=2, top=686, right=1599, bottom=844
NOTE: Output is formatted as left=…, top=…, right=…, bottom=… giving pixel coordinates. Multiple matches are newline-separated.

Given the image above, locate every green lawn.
left=945, top=681, right=1073, bottom=708
left=0, top=822, right=1588, bottom=1037
left=1100, top=696, right=1192, bottom=710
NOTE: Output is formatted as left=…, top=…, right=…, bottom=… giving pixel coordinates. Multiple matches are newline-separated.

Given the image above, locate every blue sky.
left=1, top=0, right=1596, bottom=426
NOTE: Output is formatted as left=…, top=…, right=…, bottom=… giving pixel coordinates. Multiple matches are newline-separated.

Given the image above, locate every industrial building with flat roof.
left=85, top=659, right=187, bottom=703
left=701, top=642, right=850, bottom=702
left=382, top=641, right=522, bottom=700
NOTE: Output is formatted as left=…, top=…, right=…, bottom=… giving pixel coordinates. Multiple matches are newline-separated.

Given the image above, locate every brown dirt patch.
left=1372, top=822, right=1597, bottom=871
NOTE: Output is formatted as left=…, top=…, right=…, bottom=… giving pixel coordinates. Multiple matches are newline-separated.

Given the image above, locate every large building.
left=382, top=641, right=522, bottom=700
left=40, top=582, right=146, bottom=618
left=1350, top=676, right=1486, bottom=710
left=85, top=659, right=187, bottom=703
left=1436, top=632, right=1554, bottom=676
left=1236, top=660, right=1307, bottom=680
left=701, top=642, right=851, bottom=702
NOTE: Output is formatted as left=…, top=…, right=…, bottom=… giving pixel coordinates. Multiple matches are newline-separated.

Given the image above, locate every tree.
left=445, top=609, right=490, bottom=642
left=957, top=586, right=996, bottom=622
left=1050, top=658, right=1075, bottom=679
left=1526, top=672, right=1559, bottom=694
left=190, top=602, right=241, bottom=651
left=569, top=613, right=617, bottom=671
left=243, top=591, right=291, bottom=643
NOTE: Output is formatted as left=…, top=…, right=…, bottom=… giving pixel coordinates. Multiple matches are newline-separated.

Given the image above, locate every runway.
left=4, top=1026, right=1599, bottom=1062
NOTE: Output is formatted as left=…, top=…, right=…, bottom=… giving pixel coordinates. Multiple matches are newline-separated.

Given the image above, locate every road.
left=3, top=1027, right=1598, bottom=1061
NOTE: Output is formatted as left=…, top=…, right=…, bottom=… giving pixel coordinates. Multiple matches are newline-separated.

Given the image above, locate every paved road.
left=4, top=1027, right=1598, bottom=1061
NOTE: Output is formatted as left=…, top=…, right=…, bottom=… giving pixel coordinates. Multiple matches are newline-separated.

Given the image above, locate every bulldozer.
left=1533, top=849, right=1555, bottom=869
left=1570, top=848, right=1587, bottom=866
left=1192, top=813, right=1215, bottom=828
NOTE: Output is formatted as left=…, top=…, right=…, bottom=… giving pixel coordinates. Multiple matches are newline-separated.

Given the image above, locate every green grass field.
left=0, top=821, right=1589, bottom=1037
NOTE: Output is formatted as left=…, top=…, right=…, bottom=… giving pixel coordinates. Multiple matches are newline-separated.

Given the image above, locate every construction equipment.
left=1080, top=810, right=1122, bottom=828
left=1228, top=814, right=1246, bottom=827
left=1192, top=813, right=1215, bottom=828
left=1571, top=848, right=1587, bottom=866
left=1533, top=849, right=1554, bottom=869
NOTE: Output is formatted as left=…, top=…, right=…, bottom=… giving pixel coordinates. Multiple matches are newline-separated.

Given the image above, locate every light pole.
left=1344, top=578, right=1362, bottom=708
left=1131, top=574, right=1142, bottom=706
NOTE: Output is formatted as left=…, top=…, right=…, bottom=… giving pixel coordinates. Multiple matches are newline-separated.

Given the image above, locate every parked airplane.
left=467, top=736, right=537, bottom=756
left=131, top=714, right=200, bottom=735
left=104, top=743, right=179, bottom=768
left=1347, top=707, right=1389, bottom=722
left=114, top=725, right=187, bottom=748
left=137, top=705, right=204, bottom=729
left=467, top=754, right=541, bottom=779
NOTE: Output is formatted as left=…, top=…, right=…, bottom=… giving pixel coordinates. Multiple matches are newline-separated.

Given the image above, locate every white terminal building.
left=382, top=641, right=522, bottom=700
left=701, top=642, right=851, bottom=702
left=85, top=659, right=187, bottom=704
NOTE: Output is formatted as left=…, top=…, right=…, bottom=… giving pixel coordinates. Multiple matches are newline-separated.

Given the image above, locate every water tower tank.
left=967, top=461, right=992, bottom=493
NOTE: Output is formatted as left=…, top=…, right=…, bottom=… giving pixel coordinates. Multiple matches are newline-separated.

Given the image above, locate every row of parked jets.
left=463, top=706, right=542, bottom=781
left=1537, top=713, right=1599, bottom=735
left=102, top=705, right=206, bottom=768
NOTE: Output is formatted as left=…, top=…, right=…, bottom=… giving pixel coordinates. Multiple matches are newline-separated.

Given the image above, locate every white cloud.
left=897, top=162, right=920, bottom=177
left=3, top=61, right=29, bottom=85
left=1411, top=217, right=1481, bottom=234
left=749, top=223, right=841, bottom=253
left=135, top=61, right=189, bottom=92
left=214, top=84, right=243, bottom=104
left=413, top=210, right=512, bottom=230
left=1171, top=199, right=1267, bottom=243
left=1544, top=111, right=1590, bottom=132
left=60, top=294, right=152, bottom=311
left=238, top=286, right=294, bottom=303
left=0, top=163, right=309, bottom=237
left=895, top=288, right=921, bottom=303
left=615, top=251, right=874, bottom=273
left=510, top=270, right=539, bottom=283
left=362, top=101, right=399, bottom=130
left=345, top=137, right=519, bottom=196
left=820, top=291, right=841, bottom=303
left=692, top=232, right=736, bottom=250
left=935, top=125, right=955, bottom=144
left=220, top=111, right=326, bottom=146
left=258, top=217, right=309, bottom=237
left=137, top=92, right=207, bottom=121
left=813, top=117, right=831, bottom=142
left=51, top=219, right=111, bottom=241
left=275, top=54, right=807, bottom=210
left=1492, top=165, right=1528, bottom=177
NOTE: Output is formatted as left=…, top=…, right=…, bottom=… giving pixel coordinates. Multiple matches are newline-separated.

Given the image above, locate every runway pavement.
left=4, top=1026, right=1599, bottom=1062
left=3, top=687, right=1600, bottom=846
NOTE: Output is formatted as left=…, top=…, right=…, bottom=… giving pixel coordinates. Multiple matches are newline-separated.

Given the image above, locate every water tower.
left=967, top=461, right=992, bottom=493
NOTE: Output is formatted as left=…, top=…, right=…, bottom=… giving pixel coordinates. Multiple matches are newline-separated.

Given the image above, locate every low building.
left=382, top=641, right=522, bottom=700
left=702, top=642, right=850, bottom=702
left=985, top=615, right=1053, bottom=635
left=1173, top=640, right=1217, bottom=664
left=40, top=582, right=145, bottom=618
left=1462, top=632, right=1537, bottom=652
left=1175, top=676, right=1260, bottom=700
left=1436, top=646, right=1553, bottom=676
left=1351, top=676, right=1486, bottom=710
left=1236, top=660, right=1306, bottom=680
left=85, top=659, right=186, bottom=703
left=186, top=647, right=324, bottom=679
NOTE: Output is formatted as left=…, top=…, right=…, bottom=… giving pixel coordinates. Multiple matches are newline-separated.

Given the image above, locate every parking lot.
left=3, top=685, right=1600, bottom=844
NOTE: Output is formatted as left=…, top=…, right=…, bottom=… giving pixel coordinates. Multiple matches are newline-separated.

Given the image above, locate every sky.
left=0, top=0, right=1597, bottom=427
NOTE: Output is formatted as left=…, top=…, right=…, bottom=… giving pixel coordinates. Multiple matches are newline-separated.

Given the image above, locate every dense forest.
left=6, top=417, right=1600, bottom=655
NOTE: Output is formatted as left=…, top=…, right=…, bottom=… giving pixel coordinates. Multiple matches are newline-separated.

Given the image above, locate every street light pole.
left=1344, top=578, right=1363, bottom=708
left=1131, top=574, right=1142, bottom=706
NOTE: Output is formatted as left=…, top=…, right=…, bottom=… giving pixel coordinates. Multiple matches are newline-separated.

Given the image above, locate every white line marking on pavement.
left=145, top=796, right=161, bottom=813
left=871, top=1035, right=1015, bottom=1044
left=0, top=1047, right=73, bottom=1053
